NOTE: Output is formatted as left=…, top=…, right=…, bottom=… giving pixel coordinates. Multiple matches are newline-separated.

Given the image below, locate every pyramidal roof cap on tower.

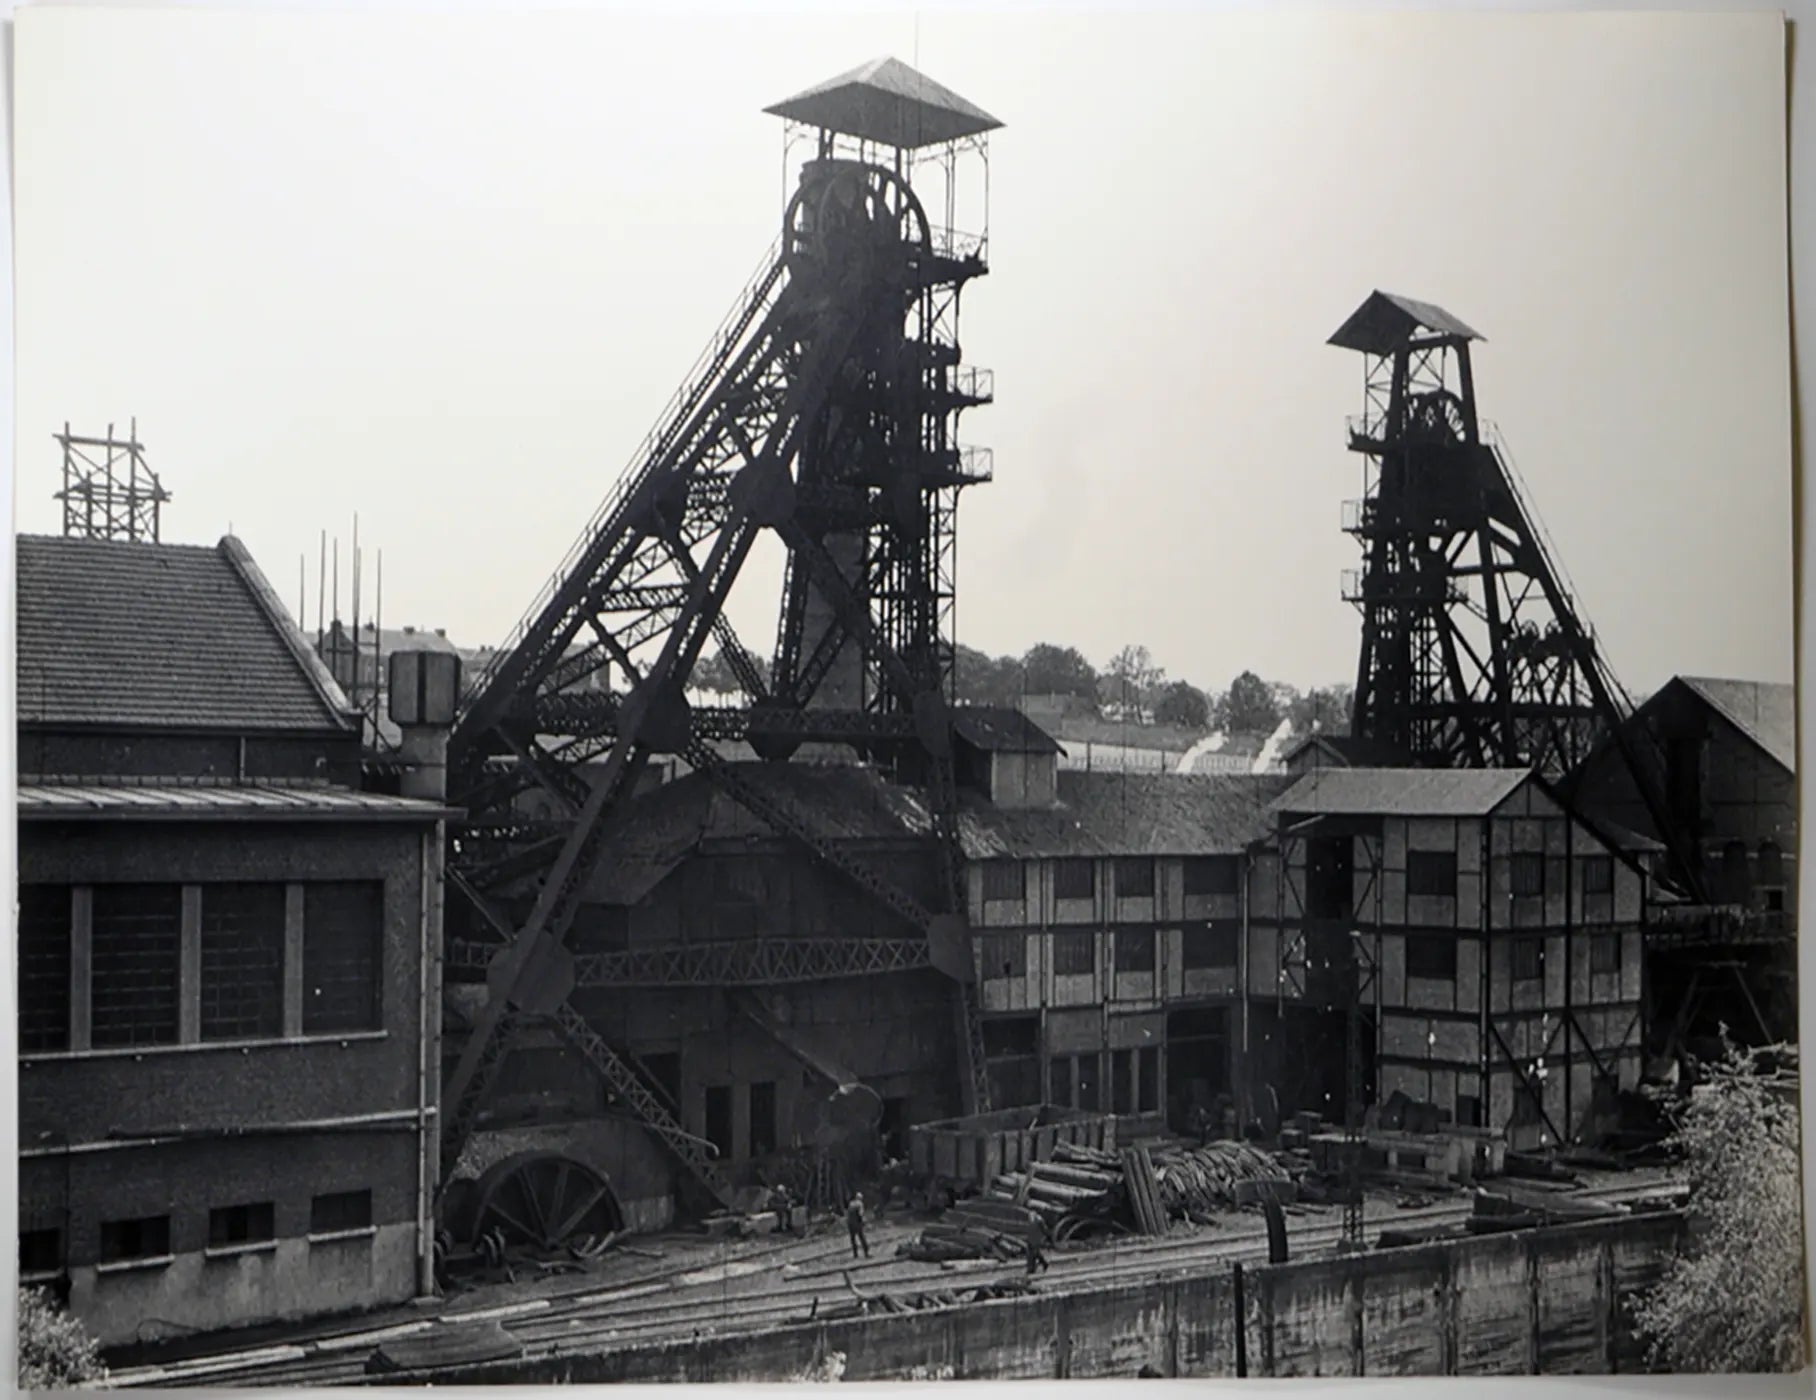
left=764, top=56, right=1003, bottom=149
left=1328, top=291, right=1485, bottom=355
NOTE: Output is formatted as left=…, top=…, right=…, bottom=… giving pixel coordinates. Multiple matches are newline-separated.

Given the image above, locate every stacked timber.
left=898, top=1199, right=1044, bottom=1263
left=1150, top=1142, right=1292, bottom=1220
left=984, top=1141, right=1131, bottom=1243
left=1466, top=1183, right=1628, bottom=1235
left=1121, top=1146, right=1168, bottom=1235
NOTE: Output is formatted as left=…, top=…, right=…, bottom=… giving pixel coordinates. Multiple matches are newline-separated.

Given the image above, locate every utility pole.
left=1342, top=927, right=1379, bottom=1252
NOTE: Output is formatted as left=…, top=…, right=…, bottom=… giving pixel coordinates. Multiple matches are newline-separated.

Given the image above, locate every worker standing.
left=770, top=1183, right=796, bottom=1236
left=845, top=1193, right=870, bottom=1259
left=1023, top=1233, right=1049, bottom=1275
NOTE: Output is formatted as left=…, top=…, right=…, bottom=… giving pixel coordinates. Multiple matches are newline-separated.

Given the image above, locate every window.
left=1052, top=930, right=1095, bottom=976
left=1407, top=851, right=1457, bottom=899
left=1457, top=1095, right=1482, bottom=1129
left=981, top=932, right=1027, bottom=981
left=704, top=1086, right=733, bottom=1160
left=981, top=1016, right=1039, bottom=1058
left=1512, top=937, right=1544, bottom=982
left=1113, top=1048, right=1136, bottom=1114
left=17, top=886, right=71, bottom=1053
left=1054, top=860, right=1095, bottom=901
left=90, top=884, right=182, bottom=1048
left=1590, top=932, right=1620, bottom=976
left=982, top=1016, right=1041, bottom=1108
left=1183, top=856, right=1240, bottom=898
left=1510, top=854, right=1545, bottom=898
left=208, top=1202, right=276, bottom=1249
left=200, top=884, right=286, bottom=1041
left=311, top=1190, right=373, bottom=1235
left=100, top=1215, right=171, bottom=1264
left=1114, top=858, right=1155, bottom=899
left=1114, top=927, right=1156, bottom=975
left=1581, top=856, right=1614, bottom=896
left=1138, top=1045, right=1160, bottom=1113
left=749, top=1081, right=777, bottom=1158
left=19, top=1228, right=63, bottom=1279
left=1049, top=1053, right=1100, bottom=1112
left=1405, top=934, right=1458, bottom=980
left=981, top=860, right=1023, bottom=902
left=303, top=882, right=384, bottom=1034
left=1182, top=922, right=1239, bottom=971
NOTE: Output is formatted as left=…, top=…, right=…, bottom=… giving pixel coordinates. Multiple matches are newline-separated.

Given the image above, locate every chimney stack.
left=388, top=649, right=461, bottom=802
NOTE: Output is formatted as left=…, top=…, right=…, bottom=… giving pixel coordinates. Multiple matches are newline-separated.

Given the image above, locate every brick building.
left=15, top=534, right=453, bottom=1349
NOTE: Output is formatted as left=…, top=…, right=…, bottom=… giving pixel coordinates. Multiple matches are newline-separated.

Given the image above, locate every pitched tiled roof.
left=1675, top=676, right=1795, bottom=775
left=958, top=771, right=1293, bottom=859
left=953, top=706, right=1063, bottom=755
left=1282, top=733, right=1411, bottom=768
left=586, top=764, right=1290, bottom=899
left=16, top=534, right=355, bottom=733
left=1273, top=767, right=1531, bottom=818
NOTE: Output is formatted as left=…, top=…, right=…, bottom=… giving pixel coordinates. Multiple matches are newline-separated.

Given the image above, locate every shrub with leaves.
left=17, top=1287, right=108, bottom=1390
left=1632, top=1038, right=1807, bottom=1372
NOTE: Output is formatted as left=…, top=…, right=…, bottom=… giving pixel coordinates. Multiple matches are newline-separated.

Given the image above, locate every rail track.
left=106, top=1170, right=1682, bottom=1388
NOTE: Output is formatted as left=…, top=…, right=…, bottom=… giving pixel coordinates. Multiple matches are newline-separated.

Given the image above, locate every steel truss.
left=439, top=145, right=996, bottom=1204
left=1334, top=313, right=1704, bottom=898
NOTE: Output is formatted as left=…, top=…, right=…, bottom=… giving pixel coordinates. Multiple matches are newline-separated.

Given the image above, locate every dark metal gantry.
left=1329, top=292, right=1703, bottom=898
left=437, top=60, right=1003, bottom=1201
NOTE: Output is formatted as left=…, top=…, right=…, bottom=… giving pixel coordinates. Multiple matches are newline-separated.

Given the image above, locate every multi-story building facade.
left=1248, top=767, right=1648, bottom=1151
left=15, top=534, right=453, bottom=1349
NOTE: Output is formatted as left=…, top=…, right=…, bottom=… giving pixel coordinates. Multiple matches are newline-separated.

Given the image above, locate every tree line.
left=953, top=641, right=1352, bottom=737
left=686, top=640, right=1351, bottom=738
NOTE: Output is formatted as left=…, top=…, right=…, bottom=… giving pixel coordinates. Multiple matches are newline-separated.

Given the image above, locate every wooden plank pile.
left=897, top=1198, right=1043, bottom=1263
left=1465, top=1183, right=1627, bottom=1235
left=1149, top=1141, right=1292, bottom=1221
left=1121, top=1146, right=1168, bottom=1236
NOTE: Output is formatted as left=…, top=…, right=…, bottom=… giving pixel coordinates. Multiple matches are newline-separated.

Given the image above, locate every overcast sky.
left=12, top=5, right=1793, bottom=698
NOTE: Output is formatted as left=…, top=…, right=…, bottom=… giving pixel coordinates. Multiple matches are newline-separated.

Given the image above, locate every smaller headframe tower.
left=1330, top=292, right=1631, bottom=780
left=54, top=421, right=170, bottom=542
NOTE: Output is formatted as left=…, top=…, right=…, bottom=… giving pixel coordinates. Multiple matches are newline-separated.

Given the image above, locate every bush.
left=17, top=1287, right=108, bottom=1389
left=1631, top=1038, right=1806, bottom=1372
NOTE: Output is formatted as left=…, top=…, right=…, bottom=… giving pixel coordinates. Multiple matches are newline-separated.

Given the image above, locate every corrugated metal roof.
left=1272, top=767, right=1531, bottom=818
left=16, top=534, right=355, bottom=734
left=1676, top=676, right=1796, bottom=774
left=1328, top=291, right=1484, bottom=355
left=763, top=57, right=1003, bottom=149
left=18, top=780, right=456, bottom=822
left=953, top=707, right=1063, bottom=755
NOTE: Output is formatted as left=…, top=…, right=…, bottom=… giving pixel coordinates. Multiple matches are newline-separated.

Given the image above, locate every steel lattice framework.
left=437, top=72, right=1001, bottom=1205
left=1330, top=293, right=1701, bottom=896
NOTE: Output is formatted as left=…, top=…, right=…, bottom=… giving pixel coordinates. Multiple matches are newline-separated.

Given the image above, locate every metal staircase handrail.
left=463, top=236, right=787, bottom=708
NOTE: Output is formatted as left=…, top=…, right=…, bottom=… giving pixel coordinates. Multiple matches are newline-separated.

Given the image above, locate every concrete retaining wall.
left=384, top=1211, right=1684, bottom=1384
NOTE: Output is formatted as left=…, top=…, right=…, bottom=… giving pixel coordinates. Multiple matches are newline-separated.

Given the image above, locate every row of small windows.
left=1405, top=852, right=1616, bottom=900
left=979, top=924, right=1242, bottom=980
left=19, top=1191, right=374, bottom=1278
left=990, top=928, right=1623, bottom=985
left=1401, top=932, right=1622, bottom=982
left=18, top=881, right=385, bottom=1054
left=980, top=856, right=1241, bottom=904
